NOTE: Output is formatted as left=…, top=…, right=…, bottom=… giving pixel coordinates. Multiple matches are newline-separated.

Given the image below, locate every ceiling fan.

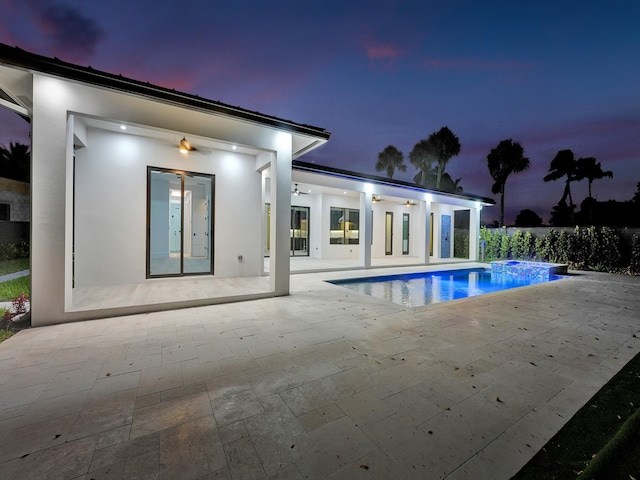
left=291, top=184, right=308, bottom=196
left=178, top=137, right=197, bottom=154
left=399, top=200, right=417, bottom=207
left=372, top=195, right=385, bottom=203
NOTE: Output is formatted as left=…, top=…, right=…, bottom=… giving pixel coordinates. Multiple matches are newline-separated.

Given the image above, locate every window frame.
left=146, top=166, right=215, bottom=278
left=329, top=207, right=360, bottom=245
left=0, top=203, right=9, bottom=221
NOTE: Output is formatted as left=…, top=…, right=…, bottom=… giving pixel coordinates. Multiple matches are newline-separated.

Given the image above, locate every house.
left=0, top=43, right=493, bottom=327
left=0, top=177, right=29, bottom=243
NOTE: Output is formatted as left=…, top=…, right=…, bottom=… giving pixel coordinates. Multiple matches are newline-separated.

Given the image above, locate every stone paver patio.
left=0, top=265, right=638, bottom=479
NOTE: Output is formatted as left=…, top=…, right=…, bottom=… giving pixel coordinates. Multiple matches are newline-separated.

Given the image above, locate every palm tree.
left=409, top=139, right=437, bottom=186
left=576, top=156, right=613, bottom=199
left=429, top=126, right=461, bottom=189
left=0, top=141, right=30, bottom=182
left=439, top=172, right=464, bottom=193
left=375, top=145, right=406, bottom=179
left=543, top=149, right=579, bottom=208
left=487, top=139, right=530, bottom=227
left=575, top=156, right=613, bottom=225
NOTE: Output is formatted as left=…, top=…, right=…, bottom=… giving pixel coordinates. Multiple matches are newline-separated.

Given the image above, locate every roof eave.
left=292, top=159, right=495, bottom=205
left=0, top=43, right=331, bottom=141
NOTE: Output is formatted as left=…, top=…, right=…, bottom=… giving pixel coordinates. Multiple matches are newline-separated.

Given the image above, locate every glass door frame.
left=385, top=211, right=393, bottom=255
left=146, top=166, right=215, bottom=278
left=291, top=205, right=310, bottom=257
left=402, top=212, right=410, bottom=255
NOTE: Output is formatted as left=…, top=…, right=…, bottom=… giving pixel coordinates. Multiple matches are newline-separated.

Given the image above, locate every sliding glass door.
left=148, top=167, right=214, bottom=277
left=291, top=206, right=309, bottom=256
left=385, top=212, right=393, bottom=255
left=402, top=213, right=410, bottom=255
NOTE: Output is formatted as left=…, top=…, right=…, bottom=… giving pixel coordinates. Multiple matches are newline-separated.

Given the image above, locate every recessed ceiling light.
left=232, top=145, right=237, bottom=150
left=120, top=125, right=127, bottom=130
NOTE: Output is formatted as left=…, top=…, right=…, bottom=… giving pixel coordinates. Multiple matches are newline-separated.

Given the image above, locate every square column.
left=359, top=191, right=372, bottom=268
left=269, top=133, right=292, bottom=295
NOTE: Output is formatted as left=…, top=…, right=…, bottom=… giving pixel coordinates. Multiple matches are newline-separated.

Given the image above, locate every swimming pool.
left=328, top=268, right=566, bottom=307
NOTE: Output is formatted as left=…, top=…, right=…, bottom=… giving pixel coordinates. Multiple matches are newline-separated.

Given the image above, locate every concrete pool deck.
left=0, top=264, right=638, bottom=479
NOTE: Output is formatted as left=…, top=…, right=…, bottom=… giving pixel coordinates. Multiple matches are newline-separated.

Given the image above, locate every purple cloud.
left=28, top=1, right=103, bottom=62
left=365, top=40, right=403, bottom=64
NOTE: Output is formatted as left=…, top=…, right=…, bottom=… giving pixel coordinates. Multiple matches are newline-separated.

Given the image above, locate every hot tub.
left=490, top=260, right=568, bottom=279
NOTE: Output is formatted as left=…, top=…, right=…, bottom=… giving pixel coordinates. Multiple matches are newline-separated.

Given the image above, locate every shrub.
left=630, top=234, right=640, bottom=275
left=479, top=227, right=501, bottom=262
left=570, top=226, right=588, bottom=269
left=510, top=230, right=534, bottom=260
left=510, top=230, right=524, bottom=259
left=556, top=231, right=571, bottom=264
left=483, top=227, right=630, bottom=273
left=454, top=230, right=470, bottom=258
left=0, top=307, right=13, bottom=330
left=0, top=241, right=29, bottom=261
left=592, top=227, right=622, bottom=272
left=11, top=293, right=28, bottom=315
left=0, top=243, right=18, bottom=261
left=499, top=231, right=510, bottom=259
left=568, top=227, right=622, bottom=271
left=0, top=293, right=28, bottom=331
left=536, top=230, right=559, bottom=262
left=523, top=231, right=535, bottom=260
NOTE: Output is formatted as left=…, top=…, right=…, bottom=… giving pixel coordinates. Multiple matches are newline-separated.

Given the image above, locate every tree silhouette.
left=514, top=208, right=543, bottom=227
left=375, top=145, right=406, bottom=179
left=633, top=182, right=640, bottom=203
left=543, top=150, right=579, bottom=223
left=439, top=172, right=464, bottom=193
left=487, top=139, right=530, bottom=227
left=0, top=141, right=30, bottom=182
left=410, top=126, right=460, bottom=189
left=575, top=157, right=613, bottom=225
left=409, top=139, right=437, bottom=186
left=549, top=199, right=575, bottom=226
left=575, top=156, right=613, bottom=199
left=429, top=126, right=461, bottom=189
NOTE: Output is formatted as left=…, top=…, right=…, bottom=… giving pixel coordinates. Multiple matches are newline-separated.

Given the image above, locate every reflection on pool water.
left=328, top=268, right=566, bottom=308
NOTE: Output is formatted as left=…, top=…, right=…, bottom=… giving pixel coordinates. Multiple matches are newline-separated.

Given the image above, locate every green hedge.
left=0, top=241, right=29, bottom=261
left=631, top=234, right=640, bottom=275
left=479, top=227, right=635, bottom=273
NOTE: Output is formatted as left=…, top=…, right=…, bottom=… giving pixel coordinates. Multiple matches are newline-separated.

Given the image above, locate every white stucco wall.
left=27, top=73, right=301, bottom=325
left=321, top=193, right=361, bottom=260
left=371, top=202, right=421, bottom=258
left=73, top=126, right=262, bottom=287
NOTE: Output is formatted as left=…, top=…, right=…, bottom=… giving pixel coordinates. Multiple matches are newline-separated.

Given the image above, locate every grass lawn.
left=0, top=275, right=30, bottom=301
left=0, top=329, right=15, bottom=343
left=513, top=351, right=640, bottom=479
left=0, top=258, right=29, bottom=276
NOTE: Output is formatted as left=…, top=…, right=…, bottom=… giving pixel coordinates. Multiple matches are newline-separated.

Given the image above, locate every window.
left=0, top=203, right=9, bottom=221
left=147, top=167, right=214, bottom=277
left=330, top=207, right=359, bottom=244
left=385, top=212, right=393, bottom=255
left=402, top=213, right=410, bottom=255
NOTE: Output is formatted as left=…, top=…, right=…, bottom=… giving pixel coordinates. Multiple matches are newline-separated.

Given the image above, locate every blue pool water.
left=328, top=268, right=565, bottom=307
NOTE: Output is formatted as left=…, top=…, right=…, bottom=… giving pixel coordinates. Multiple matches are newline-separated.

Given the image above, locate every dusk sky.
left=1, top=0, right=638, bottom=224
